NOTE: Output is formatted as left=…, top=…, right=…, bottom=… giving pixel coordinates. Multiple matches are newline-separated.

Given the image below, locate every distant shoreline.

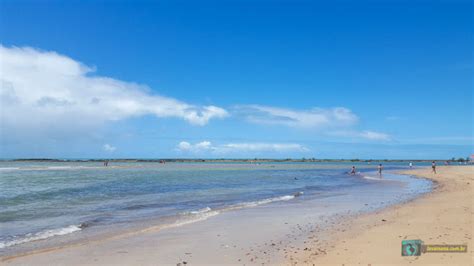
left=0, top=158, right=460, bottom=163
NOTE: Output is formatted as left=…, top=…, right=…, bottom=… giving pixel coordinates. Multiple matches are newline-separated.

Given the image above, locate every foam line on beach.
left=362, top=175, right=384, bottom=181
left=229, top=193, right=301, bottom=209
left=0, top=167, right=20, bottom=171
left=361, top=172, right=411, bottom=184
left=169, top=193, right=303, bottom=228
left=0, top=225, right=82, bottom=249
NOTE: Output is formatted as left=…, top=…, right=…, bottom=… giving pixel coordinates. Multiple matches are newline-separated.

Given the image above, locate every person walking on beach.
left=432, top=161, right=437, bottom=174
left=409, top=162, right=413, bottom=168
left=377, top=164, right=383, bottom=176
left=350, top=166, right=356, bottom=175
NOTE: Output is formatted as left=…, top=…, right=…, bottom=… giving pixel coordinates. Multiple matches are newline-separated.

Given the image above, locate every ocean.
left=0, top=161, right=432, bottom=255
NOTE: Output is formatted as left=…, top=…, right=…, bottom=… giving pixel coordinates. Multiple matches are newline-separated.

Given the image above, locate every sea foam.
left=0, top=225, right=82, bottom=249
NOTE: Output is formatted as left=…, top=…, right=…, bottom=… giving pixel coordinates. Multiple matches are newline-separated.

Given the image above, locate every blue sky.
left=0, top=0, right=472, bottom=159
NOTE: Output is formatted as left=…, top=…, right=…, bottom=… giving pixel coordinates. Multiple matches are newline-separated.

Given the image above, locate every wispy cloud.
left=220, top=143, right=309, bottom=153
left=400, top=136, right=474, bottom=145
left=0, top=45, right=228, bottom=140
left=234, top=105, right=358, bottom=129
left=328, top=130, right=392, bottom=141
left=358, top=131, right=392, bottom=141
left=234, top=105, right=392, bottom=142
left=176, top=141, right=309, bottom=154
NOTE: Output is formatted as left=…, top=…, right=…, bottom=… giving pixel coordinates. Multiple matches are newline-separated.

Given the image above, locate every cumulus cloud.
left=103, top=144, right=117, bottom=152
left=176, top=141, right=214, bottom=153
left=0, top=44, right=393, bottom=156
left=176, top=141, right=309, bottom=154
left=0, top=45, right=228, bottom=139
left=234, top=105, right=358, bottom=129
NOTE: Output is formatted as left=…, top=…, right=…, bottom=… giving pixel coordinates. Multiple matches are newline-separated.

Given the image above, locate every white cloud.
left=0, top=45, right=228, bottom=139
left=176, top=141, right=214, bottom=153
left=103, top=144, right=117, bottom=152
left=176, top=141, right=309, bottom=154
left=0, top=44, right=395, bottom=155
left=234, top=105, right=392, bottom=142
left=234, top=105, right=358, bottom=129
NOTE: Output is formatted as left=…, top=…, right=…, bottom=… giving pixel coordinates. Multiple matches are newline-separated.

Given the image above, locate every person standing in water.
left=409, top=162, right=413, bottom=168
left=350, top=166, right=356, bottom=175
left=377, top=164, right=383, bottom=176
left=432, top=161, right=436, bottom=174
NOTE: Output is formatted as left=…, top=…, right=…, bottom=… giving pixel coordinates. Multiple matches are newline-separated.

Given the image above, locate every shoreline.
left=293, top=165, right=473, bottom=265
left=3, top=158, right=465, bottom=163
left=2, top=166, right=470, bottom=265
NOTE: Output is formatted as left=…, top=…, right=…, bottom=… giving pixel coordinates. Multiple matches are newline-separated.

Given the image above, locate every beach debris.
left=381, top=219, right=387, bottom=222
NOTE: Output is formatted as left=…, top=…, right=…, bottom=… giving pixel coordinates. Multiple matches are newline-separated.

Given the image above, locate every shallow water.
left=0, top=161, right=432, bottom=253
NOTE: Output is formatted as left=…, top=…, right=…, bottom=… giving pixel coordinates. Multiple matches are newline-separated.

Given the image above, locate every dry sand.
left=2, top=166, right=472, bottom=265
left=294, top=165, right=473, bottom=265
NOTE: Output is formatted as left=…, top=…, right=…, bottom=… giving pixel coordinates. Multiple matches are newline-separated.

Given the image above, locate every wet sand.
left=295, top=165, right=473, bottom=265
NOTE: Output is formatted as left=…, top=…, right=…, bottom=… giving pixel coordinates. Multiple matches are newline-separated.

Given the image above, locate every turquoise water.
left=0, top=161, right=432, bottom=252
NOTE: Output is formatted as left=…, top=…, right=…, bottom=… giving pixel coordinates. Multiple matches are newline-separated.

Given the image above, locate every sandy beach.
left=295, top=165, right=473, bottom=265
left=1, top=166, right=472, bottom=265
